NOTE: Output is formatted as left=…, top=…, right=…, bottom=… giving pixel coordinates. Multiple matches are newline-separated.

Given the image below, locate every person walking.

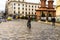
left=27, top=16, right=31, bottom=29
left=51, top=17, right=56, bottom=26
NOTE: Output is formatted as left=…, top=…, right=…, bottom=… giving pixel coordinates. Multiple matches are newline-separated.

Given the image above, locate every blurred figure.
left=51, top=17, right=56, bottom=26
left=13, top=15, right=16, bottom=19
left=0, top=17, right=3, bottom=23
left=27, top=16, right=31, bottom=29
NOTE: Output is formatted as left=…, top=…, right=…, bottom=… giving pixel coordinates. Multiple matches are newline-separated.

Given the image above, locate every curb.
left=38, top=21, right=60, bottom=27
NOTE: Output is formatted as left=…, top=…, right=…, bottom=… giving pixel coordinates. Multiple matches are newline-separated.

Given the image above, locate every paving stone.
left=2, top=38, right=9, bottom=40
left=0, top=19, right=60, bottom=40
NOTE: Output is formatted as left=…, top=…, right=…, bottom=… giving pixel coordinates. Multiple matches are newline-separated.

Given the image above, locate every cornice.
left=8, top=1, right=40, bottom=5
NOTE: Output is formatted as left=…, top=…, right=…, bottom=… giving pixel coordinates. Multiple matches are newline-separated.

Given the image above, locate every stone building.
left=36, top=0, right=56, bottom=21
left=6, top=0, right=40, bottom=18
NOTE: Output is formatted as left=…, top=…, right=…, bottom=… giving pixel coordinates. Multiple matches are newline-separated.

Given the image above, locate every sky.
left=0, top=0, right=56, bottom=11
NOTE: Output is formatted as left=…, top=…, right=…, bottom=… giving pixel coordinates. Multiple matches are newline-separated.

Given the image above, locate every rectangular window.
left=38, top=6, right=39, bottom=8
left=32, top=9, right=33, bottom=11
left=26, top=8, right=27, bottom=11
left=25, top=12, right=27, bottom=16
left=29, top=9, right=30, bottom=10
left=22, top=4, right=24, bottom=6
left=32, top=12, right=33, bottom=15
left=18, top=4, right=20, bottom=6
left=18, top=7, right=20, bottom=10
left=26, top=5, right=27, bottom=7
left=14, top=3, right=16, bottom=6
left=22, top=12, right=24, bottom=14
left=14, top=7, right=16, bottom=9
left=22, top=8, right=24, bottom=10
left=35, top=6, right=36, bottom=8
left=18, top=0, right=20, bottom=1
left=32, top=6, right=33, bottom=8
left=18, top=11, right=20, bottom=13
left=29, top=5, right=30, bottom=7
left=29, top=12, right=30, bottom=15
left=14, top=11, right=16, bottom=14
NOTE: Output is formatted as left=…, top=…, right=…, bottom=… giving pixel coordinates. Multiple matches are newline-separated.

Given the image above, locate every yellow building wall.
left=56, top=0, right=60, bottom=6
left=56, top=0, right=60, bottom=17
left=56, top=7, right=60, bottom=16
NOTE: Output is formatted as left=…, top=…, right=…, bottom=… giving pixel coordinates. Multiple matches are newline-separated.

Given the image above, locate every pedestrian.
left=13, top=15, right=16, bottom=19
left=27, top=16, right=31, bottom=29
left=0, top=17, right=2, bottom=23
left=0, top=19, right=1, bottom=23
left=51, top=17, right=56, bottom=26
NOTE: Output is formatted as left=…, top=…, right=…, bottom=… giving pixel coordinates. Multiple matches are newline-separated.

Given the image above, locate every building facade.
left=56, top=0, right=60, bottom=17
left=36, top=0, right=56, bottom=21
left=6, top=0, right=40, bottom=18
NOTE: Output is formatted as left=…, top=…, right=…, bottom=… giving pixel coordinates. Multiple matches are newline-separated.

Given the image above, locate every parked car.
left=7, top=16, right=13, bottom=21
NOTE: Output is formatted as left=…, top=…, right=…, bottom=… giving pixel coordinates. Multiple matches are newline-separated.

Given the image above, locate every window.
left=18, top=11, right=20, bottom=13
left=35, top=12, right=36, bottom=15
left=32, top=9, right=33, bottom=11
left=14, top=3, right=16, bottom=6
left=18, top=7, right=20, bottom=10
left=18, top=4, right=20, bottom=6
left=26, top=8, right=27, bottom=11
left=29, top=12, right=30, bottom=15
left=14, top=11, right=16, bottom=14
left=29, top=5, right=30, bottom=7
left=35, top=6, right=36, bottom=8
left=29, top=9, right=30, bottom=10
left=38, top=6, right=39, bottom=8
left=32, top=6, right=33, bottom=8
left=22, top=8, right=24, bottom=10
left=32, top=12, right=33, bottom=15
left=22, top=4, right=24, bottom=6
left=26, top=5, right=27, bottom=7
left=14, top=7, right=16, bottom=9
left=22, top=12, right=24, bottom=14
left=23, top=0, right=24, bottom=1
left=25, top=12, right=27, bottom=15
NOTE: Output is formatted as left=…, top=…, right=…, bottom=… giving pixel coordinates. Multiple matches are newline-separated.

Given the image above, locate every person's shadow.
left=27, top=27, right=32, bottom=34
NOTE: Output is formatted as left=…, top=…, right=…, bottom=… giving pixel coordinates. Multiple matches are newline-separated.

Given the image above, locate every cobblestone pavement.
left=0, top=19, right=60, bottom=40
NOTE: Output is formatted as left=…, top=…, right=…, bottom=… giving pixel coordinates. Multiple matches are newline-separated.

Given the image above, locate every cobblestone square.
left=0, top=19, right=60, bottom=40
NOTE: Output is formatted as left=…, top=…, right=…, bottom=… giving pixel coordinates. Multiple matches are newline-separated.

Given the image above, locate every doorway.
left=40, top=11, right=46, bottom=21
left=48, top=14, right=52, bottom=22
